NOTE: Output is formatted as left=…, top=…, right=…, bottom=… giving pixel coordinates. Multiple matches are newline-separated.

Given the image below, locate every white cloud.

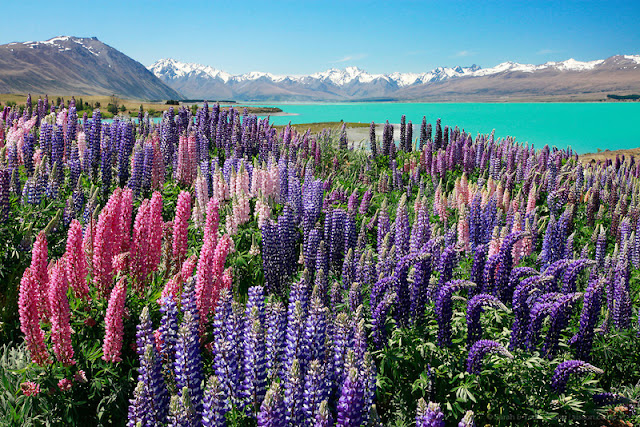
left=455, top=50, right=474, bottom=57
left=332, top=53, right=367, bottom=63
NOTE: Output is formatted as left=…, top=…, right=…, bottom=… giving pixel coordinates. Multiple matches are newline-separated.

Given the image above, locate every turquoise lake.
left=239, top=102, right=640, bottom=154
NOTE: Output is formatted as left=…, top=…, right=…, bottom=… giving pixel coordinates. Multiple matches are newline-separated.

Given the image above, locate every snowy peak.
left=149, top=58, right=233, bottom=82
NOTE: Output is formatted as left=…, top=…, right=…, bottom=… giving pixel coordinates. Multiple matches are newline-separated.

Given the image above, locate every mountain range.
left=149, top=56, right=640, bottom=101
left=0, top=36, right=180, bottom=100
left=0, top=36, right=638, bottom=102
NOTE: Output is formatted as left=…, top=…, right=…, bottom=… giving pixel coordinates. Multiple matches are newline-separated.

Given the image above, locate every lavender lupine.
left=174, top=310, right=204, bottom=419
left=303, top=359, right=329, bottom=424
left=212, top=290, right=240, bottom=412
left=242, top=306, right=267, bottom=416
left=466, top=340, right=513, bottom=374
left=265, top=300, right=286, bottom=380
left=284, top=358, right=304, bottom=426
left=550, top=360, right=603, bottom=393
left=466, top=294, right=507, bottom=348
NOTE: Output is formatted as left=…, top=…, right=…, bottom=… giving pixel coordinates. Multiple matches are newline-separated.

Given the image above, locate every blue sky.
left=1, top=0, right=638, bottom=75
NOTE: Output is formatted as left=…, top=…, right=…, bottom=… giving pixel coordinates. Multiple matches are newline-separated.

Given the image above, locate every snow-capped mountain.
left=149, top=55, right=640, bottom=101
left=0, top=36, right=180, bottom=100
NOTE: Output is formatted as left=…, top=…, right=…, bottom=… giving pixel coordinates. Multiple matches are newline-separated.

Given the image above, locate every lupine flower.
left=550, top=360, right=603, bottom=393
left=284, top=358, right=304, bottom=426
left=458, top=410, right=475, bottom=427
left=202, top=376, right=227, bottom=427
left=436, top=280, right=475, bottom=346
left=466, top=294, right=507, bottom=348
left=48, top=261, right=75, bottom=365
left=466, top=340, right=513, bottom=374
left=175, top=310, right=204, bottom=419
left=21, top=381, right=41, bottom=396
left=415, top=399, right=445, bottom=427
left=258, top=382, right=286, bottom=427
left=542, top=292, right=583, bottom=359
left=30, top=231, right=50, bottom=321
left=18, top=268, right=50, bottom=365
left=336, top=367, right=365, bottom=427
left=103, top=277, right=127, bottom=363
left=172, top=191, right=191, bottom=267
left=65, top=219, right=89, bottom=300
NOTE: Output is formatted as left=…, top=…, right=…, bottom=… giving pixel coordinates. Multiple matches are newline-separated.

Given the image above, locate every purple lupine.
left=466, top=294, right=507, bottom=348
left=242, top=307, right=267, bottom=416
left=595, top=226, right=607, bottom=270
left=333, top=313, right=354, bottom=387
left=212, top=290, right=239, bottom=413
left=436, top=245, right=458, bottom=292
left=0, top=169, right=9, bottom=222
left=410, top=205, right=430, bottom=255
left=560, top=259, right=595, bottom=294
left=371, top=291, right=396, bottom=349
left=258, top=382, right=286, bottom=427
left=458, top=410, right=476, bottom=427
left=550, top=360, right=603, bottom=393
left=415, top=399, right=445, bottom=427
left=377, top=205, right=391, bottom=253
left=128, top=381, right=151, bottom=427
left=315, top=400, right=333, bottom=427
left=304, top=289, right=328, bottom=367
left=330, top=208, right=347, bottom=271
left=158, top=297, right=179, bottom=373
left=542, top=292, right=583, bottom=359
left=303, top=359, right=329, bottom=424
left=526, top=292, right=564, bottom=350
left=509, top=275, right=546, bottom=350
left=174, top=310, right=204, bottom=419
left=493, top=232, right=525, bottom=303
left=410, top=253, right=432, bottom=324
left=394, top=196, right=411, bottom=256
left=265, top=300, right=286, bottom=380
left=469, top=244, right=488, bottom=293
left=436, top=280, right=476, bottom=347
left=284, top=358, right=304, bottom=426
left=359, top=188, right=373, bottom=215
left=612, top=254, right=632, bottom=330
left=284, top=300, right=306, bottom=378
left=202, top=376, right=226, bottom=427
left=466, top=340, right=513, bottom=374
left=336, top=367, right=365, bottom=427
left=570, top=277, right=604, bottom=361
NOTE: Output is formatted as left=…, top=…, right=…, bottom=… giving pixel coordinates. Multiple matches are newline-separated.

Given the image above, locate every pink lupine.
left=30, top=231, right=50, bottom=320
left=212, top=168, right=229, bottom=202
left=58, top=378, right=72, bottom=391
left=130, top=199, right=150, bottom=288
left=195, top=235, right=217, bottom=328
left=83, top=217, right=96, bottom=278
left=193, top=171, right=209, bottom=228
left=151, top=137, right=165, bottom=190
left=21, top=381, right=41, bottom=396
left=488, top=227, right=502, bottom=257
left=457, top=206, right=470, bottom=252
left=526, top=183, right=537, bottom=214
left=204, top=198, right=220, bottom=243
left=48, top=260, right=75, bottom=365
left=65, top=219, right=89, bottom=300
left=102, top=277, right=127, bottom=363
left=113, top=252, right=130, bottom=278
left=255, top=194, right=271, bottom=229
left=148, top=192, right=164, bottom=272
left=172, top=191, right=191, bottom=267
left=93, top=189, right=122, bottom=297
left=18, top=268, right=50, bottom=366
left=118, top=188, right=133, bottom=254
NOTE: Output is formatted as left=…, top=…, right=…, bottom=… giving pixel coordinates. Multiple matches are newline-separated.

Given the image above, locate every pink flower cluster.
left=172, top=191, right=191, bottom=267
left=196, top=233, right=234, bottom=330
left=48, top=260, right=75, bottom=366
left=18, top=268, right=50, bottom=366
left=175, top=132, right=197, bottom=186
left=21, top=381, right=41, bottom=396
left=102, top=277, right=127, bottom=363
left=65, top=219, right=89, bottom=300
left=226, top=165, right=251, bottom=235
left=131, top=192, right=164, bottom=291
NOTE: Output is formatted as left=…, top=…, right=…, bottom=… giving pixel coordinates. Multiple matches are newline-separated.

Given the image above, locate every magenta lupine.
left=48, top=260, right=75, bottom=365
left=103, top=277, right=127, bottom=363
left=65, top=219, right=89, bottom=300
left=18, top=268, right=50, bottom=365
left=172, top=191, right=192, bottom=267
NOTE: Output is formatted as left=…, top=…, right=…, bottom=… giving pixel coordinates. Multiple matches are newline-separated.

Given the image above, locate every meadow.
left=0, top=97, right=639, bottom=426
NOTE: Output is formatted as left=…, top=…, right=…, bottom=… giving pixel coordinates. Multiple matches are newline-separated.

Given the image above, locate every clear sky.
left=1, top=0, right=638, bottom=75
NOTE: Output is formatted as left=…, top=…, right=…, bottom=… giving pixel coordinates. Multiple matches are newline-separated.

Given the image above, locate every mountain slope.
left=0, top=36, right=181, bottom=100
left=149, top=56, right=640, bottom=101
